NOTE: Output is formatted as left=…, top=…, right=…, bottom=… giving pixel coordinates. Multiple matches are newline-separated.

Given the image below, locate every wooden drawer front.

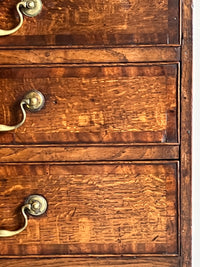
left=0, top=162, right=178, bottom=256
left=0, top=64, right=178, bottom=145
left=0, top=0, right=180, bottom=47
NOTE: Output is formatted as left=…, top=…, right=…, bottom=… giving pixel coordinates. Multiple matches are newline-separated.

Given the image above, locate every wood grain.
left=0, top=145, right=179, bottom=162
left=0, top=257, right=180, bottom=267
left=0, top=0, right=180, bottom=47
left=0, top=162, right=178, bottom=256
left=0, top=64, right=178, bottom=144
left=0, top=0, right=192, bottom=265
left=180, top=0, right=192, bottom=266
left=0, top=47, right=180, bottom=65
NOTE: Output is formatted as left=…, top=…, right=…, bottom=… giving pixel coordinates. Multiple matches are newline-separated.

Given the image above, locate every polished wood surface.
left=0, top=0, right=180, bottom=47
left=0, top=257, right=180, bottom=267
left=0, top=0, right=192, bottom=265
left=0, top=162, right=178, bottom=256
left=0, top=145, right=179, bottom=162
left=0, top=64, right=178, bottom=145
left=0, top=47, right=180, bottom=64
left=180, top=0, right=193, bottom=266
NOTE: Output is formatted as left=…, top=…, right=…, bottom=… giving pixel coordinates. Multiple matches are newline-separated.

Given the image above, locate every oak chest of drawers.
left=0, top=0, right=192, bottom=266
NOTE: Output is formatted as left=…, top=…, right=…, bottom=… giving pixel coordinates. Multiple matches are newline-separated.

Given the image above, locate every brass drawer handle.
left=0, top=195, right=47, bottom=237
left=0, top=0, right=42, bottom=36
left=0, top=90, right=45, bottom=132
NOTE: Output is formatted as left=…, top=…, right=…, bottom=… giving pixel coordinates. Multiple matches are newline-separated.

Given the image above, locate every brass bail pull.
left=0, top=0, right=42, bottom=37
left=0, top=195, right=47, bottom=237
left=0, top=90, right=45, bottom=132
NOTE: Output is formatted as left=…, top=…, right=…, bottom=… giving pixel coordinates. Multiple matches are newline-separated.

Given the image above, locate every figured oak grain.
left=0, top=0, right=180, bottom=47
left=180, top=0, right=193, bottom=265
left=0, top=47, right=180, bottom=65
left=0, top=145, right=179, bottom=162
left=0, top=257, right=180, bottom=267
left=0, top=0, right=192, bottom=266
left=0, top=64, right=178, bottom=145
left=0, top=162, right=178, bottom=256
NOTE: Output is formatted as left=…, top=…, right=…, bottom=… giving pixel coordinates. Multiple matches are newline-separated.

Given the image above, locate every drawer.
left=0, top=64, right=179, bottom=145
left=0, top=162, right=178, bottom=256
left=0, top=0, right=180, bottom=47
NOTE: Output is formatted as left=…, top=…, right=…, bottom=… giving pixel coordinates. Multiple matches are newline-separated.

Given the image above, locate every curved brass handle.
left=0, top=0, right=42, bottom=37
left=0, top=90, right=45, bottom=132
left=0, top=195, right=47, bottom=237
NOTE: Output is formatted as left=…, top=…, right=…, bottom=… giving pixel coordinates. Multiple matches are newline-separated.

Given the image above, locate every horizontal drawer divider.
left=0, top=146, right=179, bottom=162
left=0, top=47, right=180, bottom=65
